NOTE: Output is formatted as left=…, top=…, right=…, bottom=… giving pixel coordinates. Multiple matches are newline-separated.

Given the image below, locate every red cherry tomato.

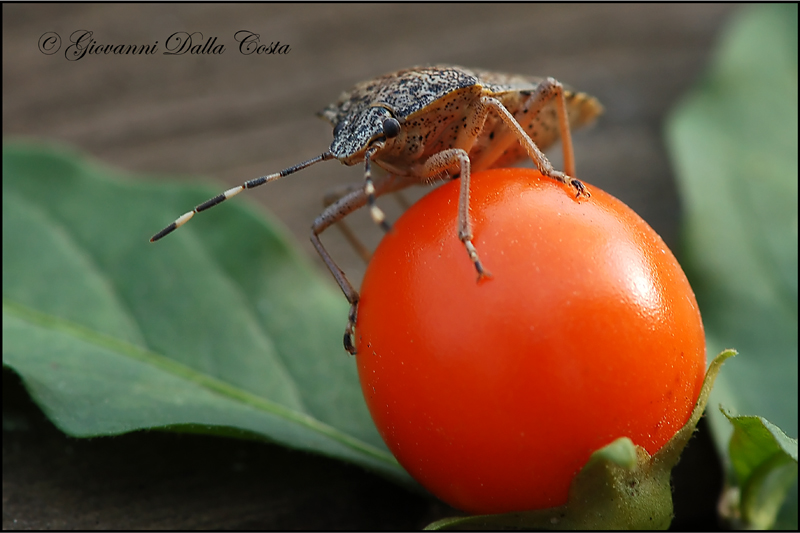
left=355, top=168, right=706, bottom=515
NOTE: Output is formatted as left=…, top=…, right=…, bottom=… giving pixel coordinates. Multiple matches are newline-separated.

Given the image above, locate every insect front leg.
left=480, top=92, right=588, bottom=198
left=421, top=148, right=490, bottom=280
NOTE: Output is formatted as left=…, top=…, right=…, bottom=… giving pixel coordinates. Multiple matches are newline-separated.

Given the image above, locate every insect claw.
left=473, top=254, right=493, bottom=281
left=343, top=330, right=357, bottom=355
left=343, top=302, right=358, bottom=355
left=571, top=178, right=590, bottom=199
left=463, top=240, right=492, bottom=282
left=476, top=268, right=493, bottom=283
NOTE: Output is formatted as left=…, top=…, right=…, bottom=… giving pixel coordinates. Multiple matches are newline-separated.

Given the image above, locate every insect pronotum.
left=151, top=65, right=603, bottom=355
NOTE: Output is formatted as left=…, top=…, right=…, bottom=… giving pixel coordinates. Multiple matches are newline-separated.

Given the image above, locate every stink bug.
left=150, top=65, right=603, bottom=354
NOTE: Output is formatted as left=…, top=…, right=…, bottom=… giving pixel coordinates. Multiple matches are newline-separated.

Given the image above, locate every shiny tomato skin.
left=355, top=168, right=706, bottom=515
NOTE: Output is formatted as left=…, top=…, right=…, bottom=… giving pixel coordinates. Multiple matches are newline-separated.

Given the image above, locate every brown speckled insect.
left=151, top=65, right=603, bottom=354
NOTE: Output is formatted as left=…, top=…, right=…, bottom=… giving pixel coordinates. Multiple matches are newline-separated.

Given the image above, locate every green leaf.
left=665, top=4, right=797, bottom=526
left=2, top=141, right=412, bottom=487
left=720, top=412, right=798, bottom=530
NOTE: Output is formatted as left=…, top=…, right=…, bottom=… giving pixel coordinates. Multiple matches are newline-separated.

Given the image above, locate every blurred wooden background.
left=4, top=4, right=734, bottom=529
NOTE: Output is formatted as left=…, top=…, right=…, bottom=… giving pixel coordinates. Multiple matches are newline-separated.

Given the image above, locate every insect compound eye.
left=382, top=117, right=401, bottom=139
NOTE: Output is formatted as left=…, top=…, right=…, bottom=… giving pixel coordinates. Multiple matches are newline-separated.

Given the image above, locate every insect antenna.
left=150, top=151, right=335, bottom=242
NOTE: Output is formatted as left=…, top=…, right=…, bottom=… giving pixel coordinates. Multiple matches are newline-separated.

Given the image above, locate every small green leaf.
left=2, top=141, right=413, bottom=487
left=720, top=412, right=798, bottom=529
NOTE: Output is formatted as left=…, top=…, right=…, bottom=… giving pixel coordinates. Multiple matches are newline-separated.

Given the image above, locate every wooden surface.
left=4, top=4, right=733, bottom=529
